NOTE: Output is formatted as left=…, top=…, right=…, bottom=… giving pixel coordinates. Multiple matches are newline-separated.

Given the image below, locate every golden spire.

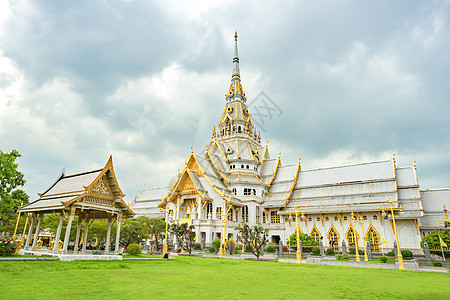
left=212, top=126, right=216, bottom=139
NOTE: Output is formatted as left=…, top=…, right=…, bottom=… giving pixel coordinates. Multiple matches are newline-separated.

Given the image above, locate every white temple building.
left=131, top=33, right=450, bottom=252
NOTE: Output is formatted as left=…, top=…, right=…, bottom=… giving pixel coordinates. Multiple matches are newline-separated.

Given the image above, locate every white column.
left=197, top=198, right=201, bottom=220
left=31, top=214, right=43, bottom=251
left=25, top=214, right=36, bottom=250
left=105, top=217, right=112, bottom=253
left=73, top=216, right=83, bottom=254
left=62, top=209, right=75, bottom=253
left=176, top=198, right=180, bottom=219
left=82, top=215, right=89, bottom=253
left=114, top=213, right=122, bottom=254
left=52, top=213, right=64, bottom=252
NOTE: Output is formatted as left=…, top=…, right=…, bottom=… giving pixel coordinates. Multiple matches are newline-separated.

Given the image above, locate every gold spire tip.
left=234, top=31, right=238, bottom=40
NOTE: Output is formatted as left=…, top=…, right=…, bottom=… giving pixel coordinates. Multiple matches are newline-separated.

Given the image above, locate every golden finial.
left=234, top=31, right=238, bottom=40
left=190, top=145, right=194, bottom=152
left=258, top=131, right=261, bottom=140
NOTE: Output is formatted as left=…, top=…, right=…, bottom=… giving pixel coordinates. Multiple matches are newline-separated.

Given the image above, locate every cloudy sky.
left=1, top=0, right=449, bottom=203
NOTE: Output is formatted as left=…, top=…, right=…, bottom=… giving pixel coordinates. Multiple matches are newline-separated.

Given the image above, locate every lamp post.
left=163, top=207, right=169, bottom=256
left=290, top=206, right=306, bottom=263
left=378, top=197, right=406, bottom=270
left=350, top=211, right=360, bottom=262
left=358, top=214, right=369, bottom=261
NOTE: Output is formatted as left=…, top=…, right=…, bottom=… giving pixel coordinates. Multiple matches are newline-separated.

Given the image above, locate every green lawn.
left=0, top=256, right=448, bottom=299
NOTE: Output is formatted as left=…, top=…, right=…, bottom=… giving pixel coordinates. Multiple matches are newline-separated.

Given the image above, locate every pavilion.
left=19, top=156, right=134, bottom=260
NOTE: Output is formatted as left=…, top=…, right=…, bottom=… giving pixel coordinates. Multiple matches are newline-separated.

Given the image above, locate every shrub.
left=0, top=236, right=17, bottom=256
left=212, top=238, right=221, bottom=253
left=208, top=246, right=215, bottom=253
left=379, top=256, right=388, bottom=263
left=433, top=262, right=443, bottom=267
left=342, top=253, right=350, bottom=259
left=349, top=248, right=364, bottom=255
left=326, top=248, right=335, bottom=256
left=386, top=250, right=395, bottom=257
left=266, top=246, right=275, bottom=253
left=245, top=244, right=253, bottom=252
left=282, top=245, right=288, bottom=252
left=194, top=243, right=202, bottom=250
left=234, top=247, right=240, bottom=254
left=401, top=250, right=413, bottom=259
left=127, top=243, right=142, bottom=255
left=312, top=247, right=321, bottom=256
left=226, top=238, right=236, bottom=255
left=337, top=254, right=342, bottom=260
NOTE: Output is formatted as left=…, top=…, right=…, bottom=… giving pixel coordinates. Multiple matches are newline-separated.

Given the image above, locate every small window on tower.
left=246, top=165, right=249, bottom=169
left=344, top=216, right=348, bottom=221
left=334, top=216, right=338, bottom=221
left=308, top=217, right=312, bottom=222
left=241, top=165, right=244, bottom=168
left=373, top=215, right=378, bottom=220
left=363, top=215, right=367, bottom=221
left=325, top=217, right=329, bottom=221
left=317, top=217, right=320, bottom=221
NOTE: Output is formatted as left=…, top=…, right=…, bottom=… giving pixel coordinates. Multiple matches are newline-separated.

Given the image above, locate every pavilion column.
left=25, top=214, right=36, bottom=250
left=62, top=208, right=76, bottom=254
left=52, top=213, right=65, bottom=252
left=73, top=216, right=83, bottom=254
left=82, top=214, right=89, bottom=254
left=176, top=198, right=180, bottom=219
left=105, top=216, right=112, bottom=253
left=31, top=214, right=43, bottom=251
left=114, top=213, right=123, bottom=254
left=197, top=198, right=201, bottom=220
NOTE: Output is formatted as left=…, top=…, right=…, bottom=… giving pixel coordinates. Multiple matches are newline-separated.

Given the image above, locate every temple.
left=19, top=156, right=134, bottom=260
left=131, top=33, right=450, bottom=252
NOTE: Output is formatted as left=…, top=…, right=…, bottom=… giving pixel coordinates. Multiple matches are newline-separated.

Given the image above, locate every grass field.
left=0, top=256, right=449, bottom=299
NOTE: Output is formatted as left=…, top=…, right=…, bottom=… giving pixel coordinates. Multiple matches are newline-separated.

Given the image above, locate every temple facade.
left=131, top=33, right=450, bottom=252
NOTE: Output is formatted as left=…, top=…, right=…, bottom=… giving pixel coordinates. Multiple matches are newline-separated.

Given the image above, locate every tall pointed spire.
left=226, top=31, right=247, bottom=103
left=232, top=31, right=240, bottom=83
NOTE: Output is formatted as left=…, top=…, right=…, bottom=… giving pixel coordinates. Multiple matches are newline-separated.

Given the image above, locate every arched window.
left=346, top=226, right=359, bottom=249
left=334, top=216, right=338, bottom=221
left=344, top=216, right=348, bottom=221
left=310, top=226, right=321, bottom=242
left=263, top=211, right=266, bottom=223
left=308, top=217, right=312, bottom=222
left=232, top=188, right=237, bottom=195
left=325, top=217, right=329, bottom=221
left=328, top=226, right=339, bottom=250
left=316, top=217, right=320, bottom=222
left=373, top=215, right=378, bottom=220
left=253, top=189, right=256, bottom=195
left=246, top=165, right=249, bottom=169
left=242, top=205, right=248, bottom=222
left=363, top=215, right=367, bottom=221
left=366, top=225, right=380, bottom=251
left=241, top=165, right=244, bottom=168
left=238, top=126, right=241, bottom=133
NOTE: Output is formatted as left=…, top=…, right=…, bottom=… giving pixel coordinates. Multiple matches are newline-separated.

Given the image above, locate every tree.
left=137, top=216, right=165, bottom=251
left=117, top=220, right=147, bottom=247
left=226, top=238, right=236, bottom=255
left=236, top=224, right=269, bottom=259
left=170, top=222, right=195, bottom=254
left=287, top=233, right=319, bottom=248
left=0, top=149, right=28, bottom=229
left=421, top=230, right=450, bottom=258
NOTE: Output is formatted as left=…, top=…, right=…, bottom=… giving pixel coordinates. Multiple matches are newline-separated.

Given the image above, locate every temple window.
left=232, top=188, right=237, bottom=195
left=363, top=215, right=367, bottom=221
left=344, top=216, right=348, bottom=221
left=242, top=205, right=249, bottom=222
left=253, top=189, right=256, bottom=195
left=206, top=203, right=213, bottom=219
left=310, top=227, right=321, bottom=242
left=373, top=215, right=378, bottom=220
left=244, top=188, right=251, bottom=195
left=228, top=208, right=234, bottom=221
left=241, top=165, right=244, bottom=168
left=334, top=216, right=338, bottom=221
left=325, top=217, right=329, bottom=221
left=246, top=165, right=249, bottom=169
left=263, top=212, right=266, bottom=223
left=216, top=207, right=222, bottom=219
left=308, top=217, right=312, bottom=222
left=271, top=211, right=280, bottom=223
left=316, top=217, right=320, bottom=222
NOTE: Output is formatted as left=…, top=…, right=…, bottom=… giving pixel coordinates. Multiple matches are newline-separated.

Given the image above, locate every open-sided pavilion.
left=19, top=156, right=134, bottom=259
